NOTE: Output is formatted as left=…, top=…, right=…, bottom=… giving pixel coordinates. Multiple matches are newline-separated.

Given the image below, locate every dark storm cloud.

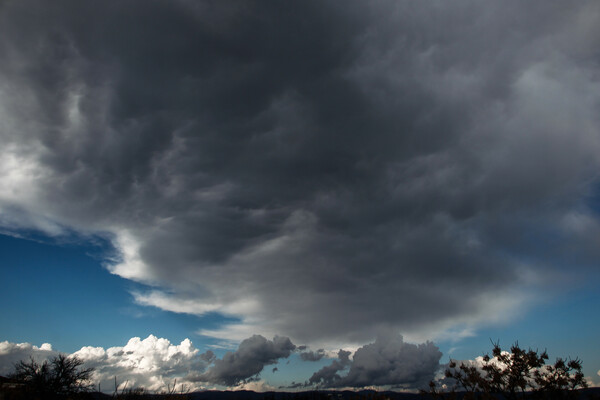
left=197, top=335, right=295, bottom=386
left=300, top=349, right=326, bottom=362
left=1, top=0, right=600, bottom=344
left=342, top=336, right=442, bottom=388
left=200, top=350, right=216, bottom=363
left=309, top=336, right=442, bottom=389
left=308, top=350, right=352, bottom=387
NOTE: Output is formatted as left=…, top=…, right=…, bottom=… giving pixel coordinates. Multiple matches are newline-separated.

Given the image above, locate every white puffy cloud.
left=0, top=335, right=303, bottom=391
left=0, top=341, right=57, bottom=376
left=0, top=336, right=208, bottom=392
left=585, top=377, right=599, bottom=388
left=73, top=335, right=207, bottom=392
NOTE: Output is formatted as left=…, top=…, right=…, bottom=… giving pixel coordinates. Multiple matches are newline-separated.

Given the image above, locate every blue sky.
left=1, top=0, right=600, bottom=392
left=2, top=232, right=598, bottom=387
left=0, top=233, right=234, bottom=353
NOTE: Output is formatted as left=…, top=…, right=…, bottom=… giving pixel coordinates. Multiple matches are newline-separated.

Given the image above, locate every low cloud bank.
left=0, top=334, right=297, bottom=391
left=195, top=335, right=296, bottom=386
left=1, top=335, right=209, bottom=392
left=74, top=335, right=207, bottom=392
left=0, top=334, right=445, bottom=391
left=0, top=341, right=56, bottom=376
left=309, top=335, right=442, bottom=389
left=309, top=350, right=352, bottom=387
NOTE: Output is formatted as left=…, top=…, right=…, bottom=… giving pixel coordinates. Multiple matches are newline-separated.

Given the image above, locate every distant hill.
left=187, top=390, right=422, bottom=400
left=180, top=388, right=600, bottom=400
left=14, top=387, right=600, bottom=399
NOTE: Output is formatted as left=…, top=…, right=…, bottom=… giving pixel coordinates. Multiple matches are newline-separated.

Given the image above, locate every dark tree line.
left=424, top=342, right=588, bottom=400
left=8, top=354, right=94, bottom=399
left=1, top=342, right=591, bottom=400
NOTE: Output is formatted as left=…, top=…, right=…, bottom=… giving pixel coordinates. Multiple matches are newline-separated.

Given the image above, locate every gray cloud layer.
left=300, top=349, right=326, bottom=362
left=1, top=0, right=600, bottom=343
left=309, top=335, right=442, bottom=388
left=309, top=350, right=352, bottom=387
left=196, top=335, right=296, bottom=386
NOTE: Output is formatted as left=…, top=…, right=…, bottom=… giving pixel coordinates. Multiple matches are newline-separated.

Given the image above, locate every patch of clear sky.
left=1, top=232, right=598, bottom=382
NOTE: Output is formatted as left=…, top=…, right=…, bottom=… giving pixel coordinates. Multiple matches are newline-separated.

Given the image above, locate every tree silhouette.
left=425, top=341, right=587, bottom=400
left=10, top=354, right=94, bottom=398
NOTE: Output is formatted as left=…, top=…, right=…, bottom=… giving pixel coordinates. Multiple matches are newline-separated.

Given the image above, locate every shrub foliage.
left=10, top=354, right=94, bottom=397
left=425, top=342, right=587, bottom=400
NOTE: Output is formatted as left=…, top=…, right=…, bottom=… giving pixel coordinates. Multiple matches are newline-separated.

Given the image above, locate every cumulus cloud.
left=0, top=336, right=207, bottom=392
left=1, top=335, right=444, bottom=390
left=341, top=336, right=442, bottom=388
left=197, top=335, right=296, bottom=386
left=74, top=335, right=207, bottom=392
left=309, top=335, right=442, bottom=389
left=200, top=350, right=216, bottom=364
left=586, top=378, right=599, bottom=388
left=0, top=341, right=57, bottom=376
left=1, top=0, right=600, bottom=345
left=308, top=350, right=352, bottom=387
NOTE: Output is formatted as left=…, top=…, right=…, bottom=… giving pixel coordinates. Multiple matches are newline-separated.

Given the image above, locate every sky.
left=1, top=0, right=600, bottom=393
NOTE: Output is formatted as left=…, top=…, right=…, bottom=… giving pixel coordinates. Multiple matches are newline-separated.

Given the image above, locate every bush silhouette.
left=9, top=354, right=94, bottom=398
left=425, top=341, right=587, bottom=400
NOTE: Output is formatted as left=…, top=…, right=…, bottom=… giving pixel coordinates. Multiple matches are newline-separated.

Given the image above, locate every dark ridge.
left=80, top=388, right=600, bottom=400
